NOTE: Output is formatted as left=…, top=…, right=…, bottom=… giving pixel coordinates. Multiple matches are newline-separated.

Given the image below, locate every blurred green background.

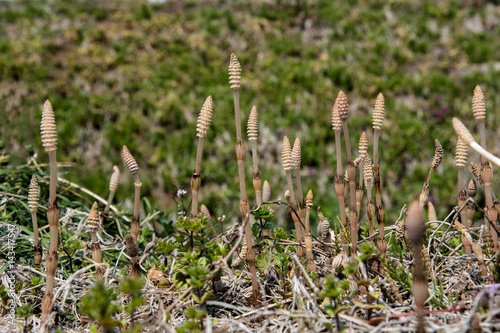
left=2, top=0, right=500, bottom=228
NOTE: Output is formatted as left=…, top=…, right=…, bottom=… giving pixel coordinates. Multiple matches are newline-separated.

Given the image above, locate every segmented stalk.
left=104, top=165, right=120, bottom=217
left=125, top=234, right=141, bottom=278
left=87, top=202, right=104, bottom=276
left=122, top=145, right=141, bottom=242
left=191, top=96, right=214, bottom=217
left=305, top=190, right=315, bottom=272
left=229, top=53, right=259, bottom=300
left=372, top=93, right=386, bottom=255
left=247, top=105, right=262, bottom=205
left=40, top=100, right=60, bottom=325
left=332, top=100, right=349, bottom=248
left=29, top=175, right=42, bottom=265
left=283, top=136, right=304, bottom=257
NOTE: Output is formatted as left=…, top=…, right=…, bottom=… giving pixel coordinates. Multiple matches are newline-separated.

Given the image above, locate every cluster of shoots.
left=26, top=54, right=500, bottom=332
left=282, top=135, right=305, bottom=257
left=229, top=53, right=259, bottom=300
left=452, top=86, right=500, bottom=252
left=331, top=91, right=387, bottom=257
left=37, top=101, right=142, bottom=327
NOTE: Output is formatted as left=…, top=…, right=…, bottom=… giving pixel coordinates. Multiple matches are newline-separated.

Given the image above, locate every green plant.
left=120, top=278, right=144, bottom=331
left=176, top=306, right=207, bottom=333
left=16, top=303, right=33, bottom=333
left=80, top=281, right=122, bottom=333
left=320, top=275, right=350, bottom=330
left=158, top=214, right=227, bottom=305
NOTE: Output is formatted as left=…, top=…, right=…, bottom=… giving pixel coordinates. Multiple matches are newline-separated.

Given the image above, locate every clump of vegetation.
left=2, top=1, right=500, bottom=332
left=2, top=55, right=500, bottom=331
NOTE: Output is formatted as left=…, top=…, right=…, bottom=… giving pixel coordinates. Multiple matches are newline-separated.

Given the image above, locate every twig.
left=291, top=253, right=319, bottom=296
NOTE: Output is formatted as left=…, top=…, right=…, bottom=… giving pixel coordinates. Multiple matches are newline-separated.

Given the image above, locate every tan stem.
left=305, top=233, right=315, bottom=272
left=412, top=245, right=427, bottom=333
left=90, top=233, right=103, bottom=276
left=32, top=212, right=42, bottom=265
left=377, top=205, right=385, bottom=242
left=238, top=161, right=247, bottom=199
left=191, top=190, right=199, bottom=217
left=132, top=176, right=141, bottom=242
left=359, top=160, right=364, bottom=192
left=133, top=175, right=141, bottom=222
left=478, top=121, right=487, bottom=165
left=348, top=162, right=356, bottom=213
left=357, top=159, right=364, bottom=215
left=373, top=164, right=385, bottom=243
left=485, top=186, right=498, bottom=251
left=41, top=250, right=58, bottom=324
left=342, top=120, right=352, bottom=163
left=335, top=175, right=348, bottom=247
left=374, top=131, right=380, bottom=166
left=347, top=161, right=358, bottom=254
left=356, top=187, right=363, bottom=216
left=233, top=90, right=242, bottom=139
left=467, top=202, right=475, bottom=227
left=295, top=168, right=304, bottom=207
left=286, top=171, right=303, bottom=257
left=48, top=151, right=57, bottom=204
left=458, top=168, right=465, bottom=193
left=459, top=198, right=471, bottom=255
left=251, top=142, right=262, bottom=206
left=366, top=181, right=373, bottom=202
left=286, top=172, right=296, bottom=204
left=367, top=200, right=375, bottom=237
left=41, top=151, right=59, bottom=326
left=458, top=169, right=471, bottom=254
left=103, top=190, right=116, bottom=216
left=195, top=137, right=205, bottom=175
left=335, top=131, right=343, bottom=177
left=251, top=142, right=258, bottom=175
left=32, top=212, right=39, bottom=248
left=350, top=209, right=358, bottom=255
left=242, top=200, right=259, bottom=299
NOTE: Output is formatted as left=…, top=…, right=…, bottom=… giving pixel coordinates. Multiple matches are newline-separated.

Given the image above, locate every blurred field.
left=2, top=0, right=500, bottom=226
